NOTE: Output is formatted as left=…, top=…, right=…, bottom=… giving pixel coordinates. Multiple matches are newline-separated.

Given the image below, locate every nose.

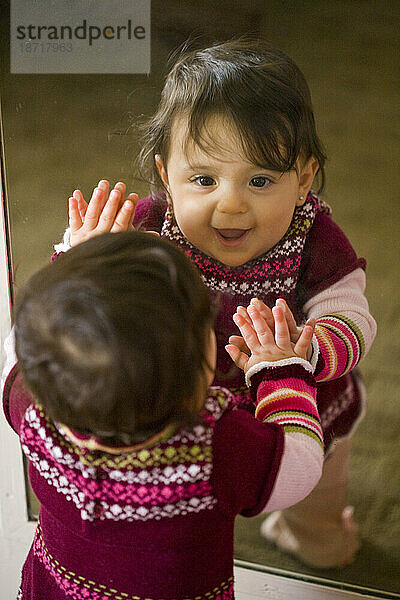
left=216, top=185, right=247, bottom=214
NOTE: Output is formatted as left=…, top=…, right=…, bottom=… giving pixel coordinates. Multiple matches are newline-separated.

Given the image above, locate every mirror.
left=1, top=1, right=399, bottom=596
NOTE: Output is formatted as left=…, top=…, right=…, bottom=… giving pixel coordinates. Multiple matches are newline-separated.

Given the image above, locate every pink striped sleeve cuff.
left=247, top=360, right=323, bottom=451
left=314, top=314, right=364, bottom=382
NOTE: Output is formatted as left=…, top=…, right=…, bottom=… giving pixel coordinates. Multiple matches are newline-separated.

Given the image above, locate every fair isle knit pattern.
left=32, top=520, right=234, bottom=600
left=161, top=191, right=331, bottom=297
left=253, top=366, right=323, bottom=450
left=315, top=315, right=365, bottom=383
left=19, top=388, right=234, bottom=524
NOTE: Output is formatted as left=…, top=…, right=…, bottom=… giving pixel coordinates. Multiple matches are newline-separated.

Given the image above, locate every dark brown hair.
left=15, top=232, right=215, bottom=445
left=138, top=38, right=326, bottom=193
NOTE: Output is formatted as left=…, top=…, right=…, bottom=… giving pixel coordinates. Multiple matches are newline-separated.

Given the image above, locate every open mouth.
left=213, top=228, right=251, bottom=247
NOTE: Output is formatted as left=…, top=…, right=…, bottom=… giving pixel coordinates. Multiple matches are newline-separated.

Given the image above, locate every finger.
left=69, top=196, right=83, bottom=232
left=127, top=192, right=139, bottom=204
left=114, top=181, right=126, bottom=194
left=97, top=189, right=122, bottom=232
left=113, top=182, right=127, bottom=210
left=96, top=180, right=110, bottom=212
left=227, top=335, right=250, bottom=355
left=276, top=298, right=299, bottom=339
left=250, top=298, right=275, bottom=331
left=90, top=182, right=109, bottom=215
left=247, top=305, right=275, bottom=346
left=272, top=305, right=292, bottom=350
left=126, top=192, right=139, bottom=227
left=72, top=189, right=84, bottom=202
left=77, top=196, right=88, bottom=220
left=83, top=187, right=106, bottom=229
left=225, top=344, right=249, bottom=372
left=97, top=180, right=110, bottom=193
left=233, top=312, right=261, bottom=353
left=237, top=305, right=252, bottom=325
left=110, top=200, right=136, bottom=233
left=72, top=189, right=88, bottom=220
left=294, top=319, right=315, bottom=359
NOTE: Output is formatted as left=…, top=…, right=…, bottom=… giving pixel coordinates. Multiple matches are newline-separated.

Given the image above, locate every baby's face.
left=156, top=116, right=309, bottom=267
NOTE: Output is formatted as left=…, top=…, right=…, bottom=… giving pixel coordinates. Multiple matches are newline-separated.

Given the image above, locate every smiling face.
left=156, top=116, right=318, bottom=267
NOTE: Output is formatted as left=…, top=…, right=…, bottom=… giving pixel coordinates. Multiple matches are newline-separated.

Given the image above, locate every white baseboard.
left=234, top=561, right=399, bottom=600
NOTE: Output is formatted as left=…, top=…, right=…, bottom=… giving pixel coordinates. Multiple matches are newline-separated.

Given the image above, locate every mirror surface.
left=1, top=1, right=399, bottom=595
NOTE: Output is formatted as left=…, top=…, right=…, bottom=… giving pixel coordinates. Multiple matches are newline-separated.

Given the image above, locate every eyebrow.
left=185, top=163, right=216, bottom=171
left=184, top=161, right=285, bottom=174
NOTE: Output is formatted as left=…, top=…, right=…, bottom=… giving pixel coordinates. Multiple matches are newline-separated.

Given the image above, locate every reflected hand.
left=275, top=298, right=313, bottom=360
left=227, top=298, right=274, bottom=356
left=227, top=298, right=313, bottom=361
left=225, top=303, right=315, bottom=374
left=69, top=180, right=138, bottom=247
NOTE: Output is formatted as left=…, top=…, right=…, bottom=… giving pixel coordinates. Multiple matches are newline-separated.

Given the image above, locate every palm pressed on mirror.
left=1, top=1, right=399, bottom=598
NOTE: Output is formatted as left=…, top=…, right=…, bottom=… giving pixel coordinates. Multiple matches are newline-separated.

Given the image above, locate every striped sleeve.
left=303, top=268, right=377, bottom=382
left=314, top=314, right=364, bottom=382
left=245, top=359, right=324, bottom=510
left=246, top=359, right=323, bottom=450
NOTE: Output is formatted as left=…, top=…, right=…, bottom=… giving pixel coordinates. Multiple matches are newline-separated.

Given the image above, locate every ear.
left=296, top=157, right=320, bottom=206
left=155, top=154, right=169, bottom=189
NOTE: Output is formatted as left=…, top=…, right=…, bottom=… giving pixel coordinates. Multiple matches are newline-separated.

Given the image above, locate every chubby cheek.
left=262, top=202, right=296, bottom=240
left=277, top=207, right=295, bottom=236
left=172, top=197, right=212, bottom=244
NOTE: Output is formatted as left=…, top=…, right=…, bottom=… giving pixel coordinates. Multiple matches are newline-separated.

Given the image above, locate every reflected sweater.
left=132, top=191, right=377, bottom=452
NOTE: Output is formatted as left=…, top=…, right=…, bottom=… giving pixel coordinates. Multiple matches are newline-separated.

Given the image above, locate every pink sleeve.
left=303, top=269, right=377, bottom=382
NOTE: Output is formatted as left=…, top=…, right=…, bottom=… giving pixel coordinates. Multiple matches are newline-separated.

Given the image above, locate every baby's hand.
left=274, top=298, right=313, bottom=360
left=69, top=180, right=138, bottom=247
left=227, top=298, right=274, bottom=356
left=225, top=303, right=315, bottom=374
left=228, top=298, right=313, bottom=360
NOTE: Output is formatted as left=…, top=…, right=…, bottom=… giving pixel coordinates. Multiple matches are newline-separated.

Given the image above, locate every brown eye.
left=250, top=176, right=271, bottom=188
left=192, top=175, right=216, bottom=186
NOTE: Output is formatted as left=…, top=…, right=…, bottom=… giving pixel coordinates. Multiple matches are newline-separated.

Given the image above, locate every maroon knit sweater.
left=4, top=360, right=320, bottom=599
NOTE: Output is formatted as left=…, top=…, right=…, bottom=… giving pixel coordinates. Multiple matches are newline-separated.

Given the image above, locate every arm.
left=238, top=268, right=377, bottom=383
left=246, top=360, right=323, bottom=511
left=304, top=268, right=377, bottom=382
left=1, top=327, right=17, bottom=398
left=296, top=211, right=376, bottom=381
left=2, top=328, right=34, bottom=434
left=224, top=303, right=323, bottom=513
